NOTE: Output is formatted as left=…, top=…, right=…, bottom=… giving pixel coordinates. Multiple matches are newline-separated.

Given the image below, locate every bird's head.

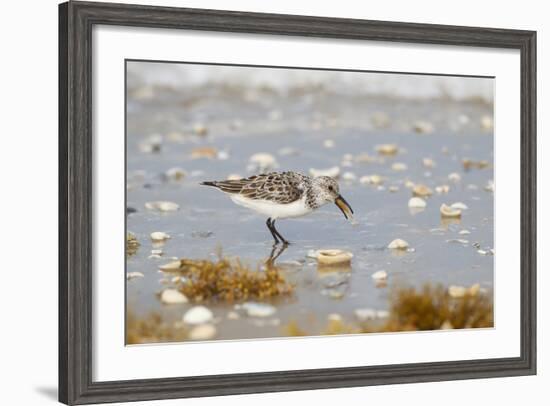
left=311, top=176, right=354, bottom=219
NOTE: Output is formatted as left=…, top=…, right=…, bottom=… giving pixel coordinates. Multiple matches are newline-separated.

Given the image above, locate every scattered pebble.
left=191, top=146, right=218, bottom=159
left=160, top=289, right=188, bottom=304
left=145, top=201, right=180, bottom=212
left=150, top=231, right=170, bottom=242
left=249, top=153, right=278, bottom=171
left=413, top=120, right=434, bottom=134
left=375, top=143, right=398, bottom=156
left=126, top=272, right=144, bottom=280
left=440, top=204, right=462, bottom=218
left=241, top=302, right=277, bottom=318
left=371, top=270, right=388, bottom=281
left=309, top=166, right=340, bottom=178
left=448, top=172, right=461, bottom=182
left=412, top=184, right=433, bottom=197
left=189, top=324, right=217, bottom=340
left=387, top=239, right=410, bottom=250
left=408, top=197, right=427, bottom=209
left=183, top=306, right=214, bottom=325
left=315, top=249, right=353, bottom=266
left=391, top=162, right=408, bottom=171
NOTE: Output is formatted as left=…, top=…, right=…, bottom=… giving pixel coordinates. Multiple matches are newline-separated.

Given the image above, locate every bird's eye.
left=328, top=186, right=333, bottom=191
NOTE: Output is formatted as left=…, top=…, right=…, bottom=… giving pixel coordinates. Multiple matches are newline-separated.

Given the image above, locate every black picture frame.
left=59, top=1, right=537, bottom=404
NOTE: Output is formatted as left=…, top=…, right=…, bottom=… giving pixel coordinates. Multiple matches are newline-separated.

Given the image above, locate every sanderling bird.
left=200, top=171, right=354, bottom=245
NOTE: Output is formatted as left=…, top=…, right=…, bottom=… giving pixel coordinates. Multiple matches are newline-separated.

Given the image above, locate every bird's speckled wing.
left=206, top=172, right=309, bottom=204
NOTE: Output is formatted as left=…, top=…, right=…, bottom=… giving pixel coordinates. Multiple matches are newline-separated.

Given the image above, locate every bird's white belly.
left=230, top=195, right=312, bottom=219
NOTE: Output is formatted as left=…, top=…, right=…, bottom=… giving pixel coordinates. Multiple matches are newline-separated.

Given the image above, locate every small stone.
left=440, top=204, right=462, bottom=218
left=150, top=231, right=170, bottom=242
left=448, top=172, right=461, bottom=182
left=371, top=270, right=388, bottom=281
left=388, top=239, right=410, bottom=250
left=189, top=324, right=217, bottom=340
left=159, top=260, right=181, bottom=272
left=391, top=162, right=408, bottom=171
left=309, top=166, right=340, bottom=179
left=145, top=201, right=179, bottom=212
left=191, top=146, right=218, bottom=159
left=408, top=197, right=427, bottom=208
left=241, top=302, right=277, bottom=318
left=451, top=202, right=469, bottom=210
left=354, top=308, right=376, bottom=321
left=183, top=306, right=214, bottom=325
left=126, top=272, right=144, bottom=280
left=412, top=184, right=433, bottom=197
left=375, top=143, right=398, bottom=156
left=160, top=289, right=188, bottom=304
left=413, top=120, right=434, bottom=134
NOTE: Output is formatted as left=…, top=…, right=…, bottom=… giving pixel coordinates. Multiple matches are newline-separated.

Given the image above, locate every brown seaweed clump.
left=126, top=311, right=187, bottom=344
left=126, top=232, right=140, bottom=257
left=170, top=258, right=294, bottom=303
left=383, top=284, right=493, bottom=331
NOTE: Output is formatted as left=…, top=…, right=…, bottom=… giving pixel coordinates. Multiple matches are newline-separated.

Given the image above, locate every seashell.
left=126, top=272, right=144, bottom=280
left=309, top=166, right=340, bottom=178
left=191, top=146, right=218, bottom=159
left=316, top=249, right=353, bottom=266
left=451, top=202, right=469, bottom=210
left=342, top=172, right=356, bottom=182
left=391, top=162, right=408, bottom=171
left=423, top=158, right=436, bottom=168
left=359, top=175, right=383, bottom=185
left=249, top=153, right=278, bottom=170
left=480, top=115, right=494, bottom=130
left=183, top=306, right=214, bottom=325
left=150, top=231, right=170, bottom=242
left=160, top=289, right=188, bottom=304
left=165, top=167, right=186, bottom=181
left=241, top=302, right=277, bottom=318
left=448, top=172, right=461, bottom=182
left=159, top=260, right=181, bottom=272
left=188, top=324, right=217, bottom=340
left=387, top=239, right=410, bottom=250
left=375, top=143, right=398, bottom=156
left=435, top=185, right=450, bottom=194
left=412, top=184, right=433, bottom=197
left=371, top=270, right=388, bottom=281
left=145, top=201, right=179, bottom=212
left=440, top=204, right=462, bottom=218
left=193, top=123, right=208, bottom=136
left=448, top=285, right=466, bottom=298
left=408, top=197, right=427, bottom=208
left=323, top=139, right=335, bottom=148
left=413, top=120, right=434, bottom=134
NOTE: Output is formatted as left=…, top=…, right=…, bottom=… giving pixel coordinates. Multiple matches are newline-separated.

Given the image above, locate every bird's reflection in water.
left=265, top=243, right=288, bottom=267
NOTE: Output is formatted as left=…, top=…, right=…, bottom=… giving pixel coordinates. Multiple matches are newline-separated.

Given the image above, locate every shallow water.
left=126, top=83, right=494, bottom=341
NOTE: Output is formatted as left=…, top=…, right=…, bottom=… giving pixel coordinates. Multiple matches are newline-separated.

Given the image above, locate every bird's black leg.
left=266, top=218, right=279, bottom=244
left=271, top=219, right=289, bottom=245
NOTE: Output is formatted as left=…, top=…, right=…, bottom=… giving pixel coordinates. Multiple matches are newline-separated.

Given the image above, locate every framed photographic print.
left=59, top=1, right=536, bottom=404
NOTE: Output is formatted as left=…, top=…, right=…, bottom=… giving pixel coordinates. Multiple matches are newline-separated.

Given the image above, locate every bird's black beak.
left=335, top=194, right=354, bottom=220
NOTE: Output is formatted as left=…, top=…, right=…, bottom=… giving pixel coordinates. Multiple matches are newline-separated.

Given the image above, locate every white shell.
left=371, top=270, right=388, bottom=281
left=388, top=238, right=410, bottom=250
left=408, top=197, right=427, bottom=208
left=451, top=202, right=469, bottom=210
left=188, top=324, right=217, bottom=340
left=440, top=204, right=462, bottom=218
left=412, top=184, right=433, bottom=197
left=183, top=306, right=214, bottom=325
left=309, top=166, right=340, bottom=178
left=435, top=184, right=450, bottom=194
left=150, top=231, right=170, bottom=241
left=241, top=302, right=277, bottom=318
left=315, top=249, right=353, bottom=266
left=160, top=289, right=188, bottom=304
